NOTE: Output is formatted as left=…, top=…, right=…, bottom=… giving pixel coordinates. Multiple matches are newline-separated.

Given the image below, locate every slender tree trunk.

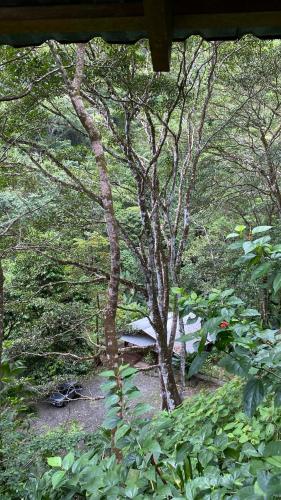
left=50, top=42, right=120, bottom=370
left=0, top=260, right=4, bottom=378
left=153, top=311, right=181, bottom=410
left=72, top=47, right=120, bottom=370
left=169, top=298, right=178, bottom=357
left=157, top=344, right=181, bottom=410
left=179, top=318, right=186, bottom=396
left=260, top=276, right=269, bottom=325
left=96, top=293, right=100, bottom=346
left=159, top=370, right=168, bottom=410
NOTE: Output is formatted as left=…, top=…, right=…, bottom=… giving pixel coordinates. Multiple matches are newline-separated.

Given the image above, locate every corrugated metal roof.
left=120, top=333, right=156, bottom=347
left=129, top=313, right=203, bottom=354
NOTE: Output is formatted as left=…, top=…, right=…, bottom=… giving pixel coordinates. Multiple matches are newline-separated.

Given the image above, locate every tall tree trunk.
left=153, top=310, right=181, bottom=410
left=179, top=318, right=186, bottom=396
left=260, top=276, right=269, bottom=325
left=50, top=42, right=120, bottom=370
left=158, top=346, right=181, bottom=410
left=0, top=260, right=4, bottom=378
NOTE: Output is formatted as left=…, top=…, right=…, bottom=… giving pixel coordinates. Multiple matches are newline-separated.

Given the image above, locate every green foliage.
left=2, top=37, right=281, bottom=499
left=176, top=225, right=281, bottom=417
left=0, top=410, right=86, bottom=499
left=4, top=251, right=99, bottom=387
left=181, top=216, right=236, bottom=296
left=228, top=225, right=281, bottom=322
left=26, top=377, right=281, bottom=499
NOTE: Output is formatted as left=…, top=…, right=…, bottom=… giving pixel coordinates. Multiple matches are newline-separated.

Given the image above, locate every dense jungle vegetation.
left=1, top=36, right=281, bottom=498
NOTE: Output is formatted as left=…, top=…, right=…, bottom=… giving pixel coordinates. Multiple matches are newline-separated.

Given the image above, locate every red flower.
left=219, top=321, right=229, bottom=329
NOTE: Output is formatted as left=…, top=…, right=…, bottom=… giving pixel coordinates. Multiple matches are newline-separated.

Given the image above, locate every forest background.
left=1, top=36, right=281, bottom=498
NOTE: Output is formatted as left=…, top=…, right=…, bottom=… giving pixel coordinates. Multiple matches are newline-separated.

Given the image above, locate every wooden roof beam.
left=143, top=0, right=173, bottom=72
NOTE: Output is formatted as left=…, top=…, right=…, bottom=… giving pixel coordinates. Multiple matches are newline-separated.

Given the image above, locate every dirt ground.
left=31, top=367, right=218, bottom=434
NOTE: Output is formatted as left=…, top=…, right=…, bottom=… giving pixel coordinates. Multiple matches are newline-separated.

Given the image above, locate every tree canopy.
left=1, top=36, right=281, bottom=498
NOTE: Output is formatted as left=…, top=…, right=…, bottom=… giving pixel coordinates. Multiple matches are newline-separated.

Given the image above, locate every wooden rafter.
left=143, top=0, right=173, bottom=72
left=2, top=1, right=281, bottom=71
left=0, top=3, right=144, bottom=36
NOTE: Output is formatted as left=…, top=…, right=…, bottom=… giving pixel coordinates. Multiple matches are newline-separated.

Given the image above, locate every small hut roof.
left=128, top=312, right=202, bottom=354
left=120, top=332, right=156, bottom=347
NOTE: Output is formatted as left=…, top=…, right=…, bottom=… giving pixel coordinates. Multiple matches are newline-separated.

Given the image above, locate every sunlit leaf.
left=226, top=232, right=239, bottom=239
left=47, top=456, right=62, bottom=468
left=234, top=225, right=246, bottom=233
left=273, top=273, right=281, bottom=294
left=252, top=226, right=272, bottom=234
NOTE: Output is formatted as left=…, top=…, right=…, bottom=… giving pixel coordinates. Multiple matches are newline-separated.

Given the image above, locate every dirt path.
left=32, top=369, right=217, bottom=433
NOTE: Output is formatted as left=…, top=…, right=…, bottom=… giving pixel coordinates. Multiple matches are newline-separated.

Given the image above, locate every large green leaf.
left=265, top=456, right=281, bottom=468
left=142, top=438, right=162, bottom=455
left=226, top=232, right=239, bottom=239
left=100, top=380, right=116, bottom=392
left=243, top=241, right=255, bottom=254
left=263, top=441, right=281, bottom=457
left=264, top=474, right=281, bottom=496
left=219, top=355, right=250, bottom=377
left=252, top=225, right=272, bottom=235
left=273, top=272, right=281, bottom=294
left=235, top=253, right=258, bottom=265
left=228, top=241, right=244, bottom=250
left=175, top=442, right=192, bottom=463
left=51, top=470, right=66, bottom=489
left=220, top=307, right=235, bottom=320
left=240, top=308, right=260, bottom=317
left=133, top=402, right=152, bottom=416
left=103, top=415, right=121, bottom=430
left=100, top=370, right=115, bottom=378
left=104, top=394, right=119, bottom=408
left=62, top=452, right=75, bottom=471
left=272, top=244, right=281, bottom=253
left=202, top=316, right=222, bottom=334
left=236, top=487, right=263, bottom=499
left=121, top=366, right=138, bottom=378
left=187, top=352, right=209, bottom=379
left=178, top=331, right=203, bottom=343
left=243, top=378, right=265, bottom=416
left=125, top=485, right=139, bottom=498
left=47, top=456, right=62, bottom=468
left=114, top=423, right=130, bottom=442
left=253, top=235, right=271, bottom=246
left=221, top=288, right=235, bottom=298
left=227, top=296, right=244, bottom=306
left=251, top=262, right=272, bottom=280
left=171, top=287, right=185, bottom=295
left=198, top=332, right=208, bottom=353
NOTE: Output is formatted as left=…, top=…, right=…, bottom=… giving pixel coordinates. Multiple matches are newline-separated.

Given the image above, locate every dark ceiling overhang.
left=1, top=1, right=281, bottom=70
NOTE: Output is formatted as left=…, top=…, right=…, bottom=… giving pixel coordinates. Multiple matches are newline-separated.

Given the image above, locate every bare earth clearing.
left=32, top=368, right=218, bottom=433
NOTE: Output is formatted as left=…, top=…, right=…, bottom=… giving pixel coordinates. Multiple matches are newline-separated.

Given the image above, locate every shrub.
left=27, top=372, right=281, bottom=499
